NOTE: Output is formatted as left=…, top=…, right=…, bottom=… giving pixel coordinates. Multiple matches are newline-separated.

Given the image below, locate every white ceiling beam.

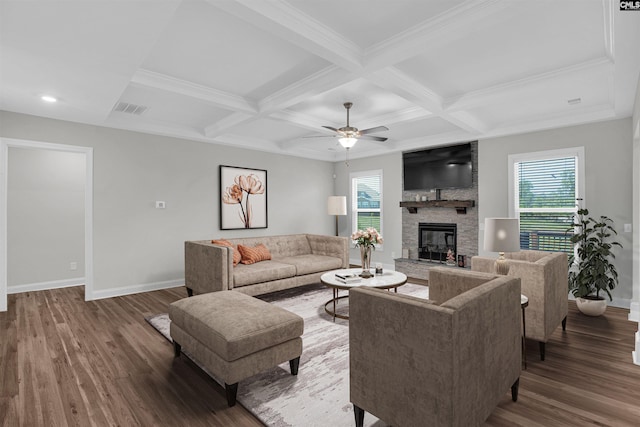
left=204, top=112, right=256, bottom=138
left=259, top=66, right=355, bottom=113
left=368, top=67, right=487, bottom=134
left=363, top=0, right=510, bottom=71
left=208, top=0, right=363, bottom=72
left=132, top=69, right=257, bottom=113
left=205, top=66, right=357, bottom=137
left=269, top=109, right=330, bottom=133
left=368, top=67, right=443, bottom=113
left=444, top=57, right=614, bottom=111
left=603, top=0, right=615, bottom=61
left=489, top=103, right=616, bottom=138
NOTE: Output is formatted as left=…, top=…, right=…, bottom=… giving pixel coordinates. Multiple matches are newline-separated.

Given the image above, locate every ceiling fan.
left=321, top=102, right=389, bottom=149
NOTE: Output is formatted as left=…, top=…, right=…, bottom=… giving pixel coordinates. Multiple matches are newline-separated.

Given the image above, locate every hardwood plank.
left=1, top=285, right=639, bottom=426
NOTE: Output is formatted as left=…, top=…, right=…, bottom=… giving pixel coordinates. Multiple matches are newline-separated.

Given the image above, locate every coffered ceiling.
left=1, top=0, right=639, bottom=161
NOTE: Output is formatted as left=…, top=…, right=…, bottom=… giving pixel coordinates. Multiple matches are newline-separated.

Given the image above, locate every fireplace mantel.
left=399, top=200, right=475, bottom=214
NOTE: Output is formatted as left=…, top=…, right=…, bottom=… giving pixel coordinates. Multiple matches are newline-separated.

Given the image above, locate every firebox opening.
left=418, top=223, right=457, bottom=263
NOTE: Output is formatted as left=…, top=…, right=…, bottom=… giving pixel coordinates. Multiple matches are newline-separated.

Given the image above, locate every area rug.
left=145, top=282, right=429, bottom=427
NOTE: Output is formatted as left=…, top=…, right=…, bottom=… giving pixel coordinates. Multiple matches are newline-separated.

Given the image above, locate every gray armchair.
left=349, top=268, right=522, bottom=427
left=472, top=250, right=568, bottom=360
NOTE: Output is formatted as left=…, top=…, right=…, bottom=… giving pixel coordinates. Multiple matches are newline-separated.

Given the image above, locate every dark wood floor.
left=1, top=285, right=639, bottom=426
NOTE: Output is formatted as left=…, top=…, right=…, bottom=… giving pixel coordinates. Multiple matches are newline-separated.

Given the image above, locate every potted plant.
left=567, top=202, right=622, bottom=316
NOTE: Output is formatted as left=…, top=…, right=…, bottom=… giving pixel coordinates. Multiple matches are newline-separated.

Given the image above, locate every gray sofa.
left=185, top=234, right=349, bottom=297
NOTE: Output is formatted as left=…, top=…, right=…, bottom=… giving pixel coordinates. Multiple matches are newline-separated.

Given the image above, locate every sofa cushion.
left=276, top=254, right=344, bottom=276
left=169, top=291, right=303, bottom=361
left=238, top=243, right=272, bottom=265
left=233, top=260, right=296, bottom=287
left=229, top=235, right=312, bottom=258
left=212, top=239, right=241, bottom=266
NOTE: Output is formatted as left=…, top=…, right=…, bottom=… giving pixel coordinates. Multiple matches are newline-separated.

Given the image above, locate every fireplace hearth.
left=418, top=223, right=457, bottom=263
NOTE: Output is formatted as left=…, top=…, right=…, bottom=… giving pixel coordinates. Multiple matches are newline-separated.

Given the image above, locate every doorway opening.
left=0, top=138, right=93, bottom=312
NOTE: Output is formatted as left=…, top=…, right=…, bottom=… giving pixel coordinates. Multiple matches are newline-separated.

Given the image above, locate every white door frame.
left=0, top=138, right=94, bottom=312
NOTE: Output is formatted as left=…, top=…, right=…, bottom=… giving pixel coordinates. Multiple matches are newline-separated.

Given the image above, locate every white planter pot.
left=576, top=297, right=607, bottom=316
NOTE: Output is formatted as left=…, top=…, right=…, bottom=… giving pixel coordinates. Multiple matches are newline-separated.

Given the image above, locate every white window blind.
left=514, top=156, right=578, bottom=253
left=351, top=171, right=382, bottom=237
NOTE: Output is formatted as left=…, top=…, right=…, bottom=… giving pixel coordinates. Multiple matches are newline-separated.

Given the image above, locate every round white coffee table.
left=320, top=268, right=408, bottom=321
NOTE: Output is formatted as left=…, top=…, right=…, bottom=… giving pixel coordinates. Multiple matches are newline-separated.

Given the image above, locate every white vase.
left=575, top=297, right=607, bottom=316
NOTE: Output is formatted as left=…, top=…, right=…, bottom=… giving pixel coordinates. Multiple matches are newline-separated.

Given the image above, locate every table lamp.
left=327, top=196, right=347, bottom=236
left=484, top=217, right=520, bottom=275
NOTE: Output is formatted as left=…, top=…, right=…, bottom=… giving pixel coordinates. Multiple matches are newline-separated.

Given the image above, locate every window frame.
left=350, top=169, right=383, bottom=250
left=508, top=147, right=585, bottom=253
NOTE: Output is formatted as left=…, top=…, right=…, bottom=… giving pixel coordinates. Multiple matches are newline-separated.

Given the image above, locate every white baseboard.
left=629, top=301, right=640, bottom=322
left=90, top=279, right=184, bottom=301
left=7, top=278, right=85, bottom=294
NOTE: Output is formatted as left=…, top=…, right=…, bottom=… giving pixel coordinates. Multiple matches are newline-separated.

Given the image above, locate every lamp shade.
left=338, top=137, right=357, bottom=148
left=484, top=218, right=520, bottom=253
left=327, top=196, right=347, bottom=216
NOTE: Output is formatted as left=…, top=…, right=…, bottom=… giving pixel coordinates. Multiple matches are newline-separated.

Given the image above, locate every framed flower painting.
left=219, top=165, right=268, bottom=230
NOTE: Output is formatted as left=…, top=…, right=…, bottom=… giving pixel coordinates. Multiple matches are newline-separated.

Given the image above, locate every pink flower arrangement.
left=351, top=227, right=383, bottom=249
left=222, top=174, right=265, bottom=228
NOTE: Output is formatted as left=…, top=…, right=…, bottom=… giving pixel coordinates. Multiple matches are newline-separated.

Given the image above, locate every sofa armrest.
left=429, top=267, right=498, bottom=305
left=509, top=253, right=568, bottom=338
left=471, top=256, right=496, bottom=274
left=306, top=234, right=349, bottom=268
left=184, top=241, right=233, bottom=295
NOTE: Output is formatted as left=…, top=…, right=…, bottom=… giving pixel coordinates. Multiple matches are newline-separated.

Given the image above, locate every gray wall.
left=8, top=147, right=85, bottom=287
left=1, top=111, right=335, bottom=295
left=2, top=109, right=635, bottom=306
left=478, top=118, right=634, bottom=306
left=333, top=152, right=403, bottom=268
left=632, top=73, right=640, bottom=313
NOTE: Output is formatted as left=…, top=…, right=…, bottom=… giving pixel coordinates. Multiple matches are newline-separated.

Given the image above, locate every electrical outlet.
left=70, top=262, right=77, bottom=271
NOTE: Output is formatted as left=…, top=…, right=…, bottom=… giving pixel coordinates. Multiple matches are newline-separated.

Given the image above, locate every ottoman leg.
left=289, top=357, right=300, bottom=375
left=225, top=382, right=238, bottom=407
left=173, top=341, right=181, bottom=358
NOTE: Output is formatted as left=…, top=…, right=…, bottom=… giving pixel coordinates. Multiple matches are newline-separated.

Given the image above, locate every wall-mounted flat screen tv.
left=403, top=142, right=473, bottom=191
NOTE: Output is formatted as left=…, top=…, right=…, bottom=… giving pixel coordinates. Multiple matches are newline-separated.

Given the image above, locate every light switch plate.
left=155, top=201, right=166, bottom=209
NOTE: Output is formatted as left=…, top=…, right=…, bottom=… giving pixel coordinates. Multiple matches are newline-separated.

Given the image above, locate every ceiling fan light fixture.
left=338, top=137, right=358, bottom=148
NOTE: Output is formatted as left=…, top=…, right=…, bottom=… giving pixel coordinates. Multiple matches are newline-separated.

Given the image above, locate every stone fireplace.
left=395, top=141, right=479, bottom=279
left=418, top=223, right=457, bottom=262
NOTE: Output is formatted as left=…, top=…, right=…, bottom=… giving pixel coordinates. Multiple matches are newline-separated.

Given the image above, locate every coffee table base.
left=324, top=287, right=399, bottom=321
left=324, top=294, right=350, bottom=320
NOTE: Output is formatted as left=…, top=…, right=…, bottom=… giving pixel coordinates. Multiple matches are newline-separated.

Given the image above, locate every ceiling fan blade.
left=322, top=125, right=341, bottom=133
left=302, top=135, right=337, bottom=139
left=359, top=135, right=388, bottom=142
left=358, top=126, right=389, bottom=135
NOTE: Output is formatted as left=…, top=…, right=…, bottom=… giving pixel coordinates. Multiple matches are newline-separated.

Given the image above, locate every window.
left=508, top=148, right=584, bottom=254
left=351, top=170, right=383, bottom=240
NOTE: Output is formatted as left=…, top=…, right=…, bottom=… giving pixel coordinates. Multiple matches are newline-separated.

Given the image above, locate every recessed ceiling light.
left=567, top=98, right=581, bottom=105
left=41, top=95, right=57, bottom=103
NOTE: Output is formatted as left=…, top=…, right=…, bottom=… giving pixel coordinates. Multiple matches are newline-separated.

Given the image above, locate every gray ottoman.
left=169, top=290, right=304, bottom=406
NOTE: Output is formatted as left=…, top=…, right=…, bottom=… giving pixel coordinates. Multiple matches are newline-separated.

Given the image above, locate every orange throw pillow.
left=212, top=239, right=241, bottom=266
left=237, top=243, right=272, bottom=265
